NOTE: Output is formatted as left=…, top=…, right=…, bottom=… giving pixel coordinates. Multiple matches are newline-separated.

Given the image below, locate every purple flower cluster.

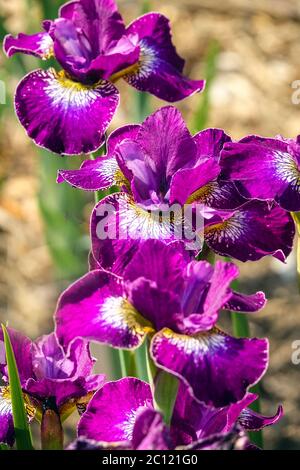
left=4, top=0, right=204, bottom=155
left=2, top=0, right=296, bottom=452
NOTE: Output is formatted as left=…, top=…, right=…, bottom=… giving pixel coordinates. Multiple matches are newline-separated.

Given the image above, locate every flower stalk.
left=41, top=398, right=63, bottom=450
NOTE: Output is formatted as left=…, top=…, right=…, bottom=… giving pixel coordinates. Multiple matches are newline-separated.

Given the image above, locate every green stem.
left=144, top=338, right=178, bottom=426
left=118, top=349, right=138, bottom=378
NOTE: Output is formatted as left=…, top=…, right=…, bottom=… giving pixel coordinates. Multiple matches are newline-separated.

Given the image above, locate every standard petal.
left=3, top=32, right=53, bottom=59
left=55, top=270, right=153, bottom=350
left=204, top=200, right=295, bottom=262
left=124, top=13, right=204, bottom=101
left=136, top=106, right=197, bottom=182
left=221, top=137, right=300, bottom=211
left=78, top=378, right=153, bottom=442
left=193, top=128, right=232, bottom=161
left=15, top=69, right=119, bottom=155
left=151, top=327, right=268, bottom=407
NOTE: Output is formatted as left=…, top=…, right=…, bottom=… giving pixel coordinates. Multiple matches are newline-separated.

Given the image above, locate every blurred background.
left=1, top=0, right=300, bottom=449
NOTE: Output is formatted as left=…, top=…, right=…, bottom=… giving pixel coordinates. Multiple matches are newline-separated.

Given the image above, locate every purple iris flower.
left=221, top=135, right=300, bottom=212
left=67, top=378, right=282, bottom=450
left=3, top=0, right=204, bottom=155
left=0, top=328, right=105, bottom=446
left=55, top=239, right=268, bottom=408
left=58, top=106, right=294, bottom=262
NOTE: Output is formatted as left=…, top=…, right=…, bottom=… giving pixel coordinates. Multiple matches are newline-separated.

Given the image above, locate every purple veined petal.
left=133, top=409, right=172, bottom=451
left=193, top=128, right=232, bottom=161
left=225, top=291, right=266, bottom=313
left=238, top=404, right=283, bottom=431
left=57, top=156, right=119, bottom=191
left=90, top=192, right=184, bottom=250
left=78, top=378, right=153, bottom=443
left=0, top=387, right=14, bottom=447
left=3, top=32, right=53, bottom=59
left=57, top=124, right=140, bottom=190
left=169, top=158, right=221, bottom=206
left=123, top=239, right=188, bottom=292
left=187, top=179, right=247, bottom=210
left=221, top=137, right=300, bottom=212
left=151, top=327, right=269, bottom=408
left=204, top=200, right=295, bottom=262
left=124, top=14, right=204, bottom=102
left=136, top=106, right=197, bottom=183
left=0, top=328, right=33, bottom=384
left=15, top=69, right=119, bottom=155
left=55, top=269, right=154, bottom=350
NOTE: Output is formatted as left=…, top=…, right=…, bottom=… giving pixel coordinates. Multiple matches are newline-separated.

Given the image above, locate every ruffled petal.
left=151, top=327, right=268, bottom=407
left=78, top=378, right=153, bottom=442
left=3, top=32, right=53, bottom=59
left=55, top=270, right=153, bottom=350
left=204, top=200, right=295, bottom=262
left=124, top=13, right=204, bottom=101
left=15, top=69, right=119, bottom=155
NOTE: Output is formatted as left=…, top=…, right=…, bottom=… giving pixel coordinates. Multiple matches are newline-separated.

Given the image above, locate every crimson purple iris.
left=4, top=0, right=204, bottom=155
left=2, top=0, right=296, bottom=452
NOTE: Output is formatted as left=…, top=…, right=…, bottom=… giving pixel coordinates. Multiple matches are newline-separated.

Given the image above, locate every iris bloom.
left=56, top=240, right=268, bottom=408
left=3, top=0, right=204, bottom=155
left=68, top=378, right=282, bottom=450
left=59, top=106, right=295, bottom=262
left=221, top=135, right=300, bottom=212
left=0, top=329, right=104, bottom=446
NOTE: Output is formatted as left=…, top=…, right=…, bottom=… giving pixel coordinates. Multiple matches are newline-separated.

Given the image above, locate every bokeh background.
left=1, top=0, right=300, bottom=449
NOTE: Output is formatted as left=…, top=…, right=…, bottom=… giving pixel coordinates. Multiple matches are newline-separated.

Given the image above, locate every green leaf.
left=154, top=371, right=179, bottom=427
left=1, top=325, right=33, bottom=450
